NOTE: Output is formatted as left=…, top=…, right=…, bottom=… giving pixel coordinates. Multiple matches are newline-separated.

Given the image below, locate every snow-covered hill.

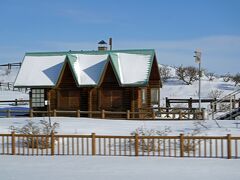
left=0, top=66, right=28, bottom=101
left=0, top=66, right=19, bottom=83
left=159, top=64, right=239, bottom=107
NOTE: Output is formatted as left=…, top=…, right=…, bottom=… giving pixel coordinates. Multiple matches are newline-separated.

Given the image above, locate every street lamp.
left=194, top=49, right=202, bottom=112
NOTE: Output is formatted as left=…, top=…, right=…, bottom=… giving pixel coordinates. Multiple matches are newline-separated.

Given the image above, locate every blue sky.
left=0, top=0, right=240, bottom=74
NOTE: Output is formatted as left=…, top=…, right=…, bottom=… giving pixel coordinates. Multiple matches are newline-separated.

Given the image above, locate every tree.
left=176, top=66, right=198, bottom=85
left=232, top=73, right=240, bottom=86
left=205, top=72, right=215, bottom=81
left=159, top=65, right=171, bottom=82
left=222, top=73, right=231, bottom=82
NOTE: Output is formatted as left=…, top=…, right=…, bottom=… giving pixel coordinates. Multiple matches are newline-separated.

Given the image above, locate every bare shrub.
left=182, top=122, right=206, bottom=152
left=231, top=73, right=240, bottom=86
left=206, top=72, right=215, bottom=81
left=130, top=126, right=171, bottom=152
left=159, top=65, right=171, bottom=82
left=9, top=120, right=59, bottom=148
left=208, top=89, right=223, bottom=99
left=222, top=73, right=231, bottom=82
left=176, top=66, right=198, bottom=85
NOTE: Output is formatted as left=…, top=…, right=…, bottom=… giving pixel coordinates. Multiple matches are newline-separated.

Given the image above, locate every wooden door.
left=101, top=89, right=123, bottom=111
left=58, top=90, right=80, bottom=110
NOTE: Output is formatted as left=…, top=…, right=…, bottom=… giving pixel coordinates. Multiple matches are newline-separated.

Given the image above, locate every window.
left=141, top=88, right=146, bottom=104
left=32, top=89, right=45, bottom=107
left=151, top=88, right=159, bottom=105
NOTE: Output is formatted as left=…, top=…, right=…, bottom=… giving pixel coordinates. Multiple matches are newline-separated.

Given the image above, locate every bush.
left=176, top=66, right=198, bottom=85
left=9, top=120, right=59, bottom=148
left=130, top=126, right=171, bottom=152
left=208, top=89, right=223, bottom=99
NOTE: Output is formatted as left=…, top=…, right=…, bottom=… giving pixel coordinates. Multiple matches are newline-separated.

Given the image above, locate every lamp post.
left=194, top=50, right=202, bottom=112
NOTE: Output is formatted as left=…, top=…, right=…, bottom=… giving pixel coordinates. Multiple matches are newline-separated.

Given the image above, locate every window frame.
left=31, top=89, right=45, bottom=108
left=150, top=88, right=159, bottom=105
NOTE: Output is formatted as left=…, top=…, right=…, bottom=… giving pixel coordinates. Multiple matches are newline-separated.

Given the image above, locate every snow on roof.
left=14, top=49, right=156, bottom=87
left=113, top=53, right=151, bottom=85
left=14, top=55, right=65, bottom=87
left=72, top=54, right=108, bottom=86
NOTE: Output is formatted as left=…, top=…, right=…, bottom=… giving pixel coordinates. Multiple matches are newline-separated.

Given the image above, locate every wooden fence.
left=0, top=133, right=239, bottom=159
left=0, top=62, right=21, bottom=69
left=0, top=107, right=204, bottom=120
left=166, top=97, right=240, bottom=111
left=0, top=82, right=28, bottom=92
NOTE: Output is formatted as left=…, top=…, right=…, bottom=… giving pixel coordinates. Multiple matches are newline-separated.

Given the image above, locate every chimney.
left=98, top=40, right=108, bottom=51
left=109, top=37, right=112, bottom=50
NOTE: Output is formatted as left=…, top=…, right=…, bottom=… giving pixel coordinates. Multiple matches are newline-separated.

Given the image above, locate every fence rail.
left=166, top=97, right=240, bottom=111
left=0, top=133, right=239, bottom=159
left=0, top=108, right=204, bottom=120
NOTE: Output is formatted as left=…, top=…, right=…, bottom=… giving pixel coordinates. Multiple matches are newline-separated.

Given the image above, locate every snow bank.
left=0, top=156, right=240, bottom=180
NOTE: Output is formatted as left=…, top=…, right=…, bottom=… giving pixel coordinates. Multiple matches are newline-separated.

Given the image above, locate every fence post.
left=179, top=111, right=182, bottom=120
left=15, top=99, right=18, bottom=106
left=135, top=134, right=139, bottom=156
left=7, top=109, right=11, bottom=118
left=180, top=134, right=184, bottom=157
left=92, top=133, right=96, bottom=155
left=227, top=134, right=232, bottom=159
left=188, top=98, right=192, bottom=109
left=152, top=109, right=155, bottom=119
left=51, top=131, right=55, bottom=156
left=53, top=109, right=57, bottom=117
left=30, top=109, right=33, bottom=117
left=127, top=110, right=130, bottom=120
left=166, top=97, right=170, bottom=108
left=214, top=98, right=217, bottom=112
left=77, top=110, right=80, bottom=117
left=101, top=110, right=105, bottom=119
left=11, top=131, right=16, bottom=155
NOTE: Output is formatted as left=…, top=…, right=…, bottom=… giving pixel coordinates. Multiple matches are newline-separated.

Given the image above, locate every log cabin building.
left=14, top=48, right=162, bottom=118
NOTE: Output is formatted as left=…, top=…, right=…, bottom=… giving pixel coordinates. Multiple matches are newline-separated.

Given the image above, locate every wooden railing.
left=0, top=99, right=29, bottom=106
left=0, top=108, right=204, bottom=120
left=0, top=133, right=239, bottom=159
left=0, top=62, right=21, bottom=69
left=166, top=97, right=240, bottom=111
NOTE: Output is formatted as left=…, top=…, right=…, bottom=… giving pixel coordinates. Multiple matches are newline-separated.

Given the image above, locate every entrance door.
left=101, top=89, right=123, bottom=111
left=58, top=90, right=80, bottom=110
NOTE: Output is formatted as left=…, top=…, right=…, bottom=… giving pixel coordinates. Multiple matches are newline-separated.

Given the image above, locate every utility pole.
left=194, top=50, right=202, bottom=112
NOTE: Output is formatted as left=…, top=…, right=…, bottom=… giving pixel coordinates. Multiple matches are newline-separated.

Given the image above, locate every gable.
left=100, top=61, right=119, bottom=87
left=57, top=61, right=78, bottom=88
left=69, top=54, right=108, bottom=86
left=110, top=52, right=152, bottom=86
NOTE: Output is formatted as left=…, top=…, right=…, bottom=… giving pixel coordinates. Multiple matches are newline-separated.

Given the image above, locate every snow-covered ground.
left=0, top=117, right=239, bottom=136
left=1, top=156, right=240, bottom=180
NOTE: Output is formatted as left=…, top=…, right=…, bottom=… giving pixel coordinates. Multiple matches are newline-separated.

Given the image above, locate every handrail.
left=209, top=88, right=240, bottom=120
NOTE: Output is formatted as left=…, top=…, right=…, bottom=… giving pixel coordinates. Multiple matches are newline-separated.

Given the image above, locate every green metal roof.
left=19, top=49, right=158, bottom=87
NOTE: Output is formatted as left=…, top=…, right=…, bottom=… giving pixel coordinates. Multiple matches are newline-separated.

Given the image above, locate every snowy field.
left=1, top=118, right=240, bottom=180
left=0, top=117, right=240, bottom=136
left=1, top=156, right=240, bottom=180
